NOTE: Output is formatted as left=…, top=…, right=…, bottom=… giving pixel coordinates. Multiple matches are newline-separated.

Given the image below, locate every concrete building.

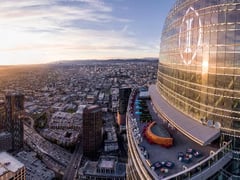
left=82, top=105, right=103, bottom=160
left=0, top=152, right=26, bottom=180
left=104, top=126, right=119, bottom=153
left=127, top=0, right=240, bottom=179
left=79, top=156, right=126, bottom=180
left=86, top=95, right=96, bottom=104
left=41, top=128, right=80, bottom=147
left=48, top=111, right=81, bottom=130
left=15, top=151, right=55, bottom=180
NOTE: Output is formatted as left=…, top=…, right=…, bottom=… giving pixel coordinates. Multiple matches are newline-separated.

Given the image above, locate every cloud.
left=0, top=0, right=119, bottom=23
left=0, top=0, right=157, bottom=65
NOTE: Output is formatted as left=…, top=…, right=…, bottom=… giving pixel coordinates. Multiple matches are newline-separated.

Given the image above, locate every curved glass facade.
left=158, top=0, right=240, bottom=133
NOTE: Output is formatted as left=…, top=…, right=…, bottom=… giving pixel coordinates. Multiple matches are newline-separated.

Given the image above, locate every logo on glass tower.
left=179, top=7, right=202, bottom=65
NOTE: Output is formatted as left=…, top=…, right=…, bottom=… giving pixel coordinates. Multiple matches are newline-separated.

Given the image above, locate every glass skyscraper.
left=158, top=0, right=240, bottom=133
left=127, top=0, right=240, bottom=179
left=82, top=105, right=103, bottom=160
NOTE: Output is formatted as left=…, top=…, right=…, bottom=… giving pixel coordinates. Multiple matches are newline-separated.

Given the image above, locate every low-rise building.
left=104, top=126, right=118, bottom=153
left=86, top=95, right=96, bottom=104
left=0, top=152, right=26, bottom=180
left=49, top=111, right=81, bottom=130
left=15, top=151, right=55, bottom=180
left=79, top=156, right=126, bottom=180
left=41, top=129, right=80, bottom=147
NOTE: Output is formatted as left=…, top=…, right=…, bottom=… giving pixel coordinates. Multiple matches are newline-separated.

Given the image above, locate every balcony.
left=126, top=87, right=232, bottom=179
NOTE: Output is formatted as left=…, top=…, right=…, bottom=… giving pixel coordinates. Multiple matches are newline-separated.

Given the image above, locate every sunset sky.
left=0, top=0, right=175, bottom=65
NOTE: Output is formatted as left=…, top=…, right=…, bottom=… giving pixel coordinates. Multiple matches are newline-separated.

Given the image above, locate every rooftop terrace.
left=127, top=88, right=231, bottom=179
left=149, top=85, right=220, bottom=146
left=0, top=152, right=24, bottom=176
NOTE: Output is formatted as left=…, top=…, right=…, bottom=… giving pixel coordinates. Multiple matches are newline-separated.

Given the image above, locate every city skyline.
left=1, top=0, right=240, bottom=179
left=0, top=59, right=158, bottom=179
left=0, top=0, right=175, bottom=65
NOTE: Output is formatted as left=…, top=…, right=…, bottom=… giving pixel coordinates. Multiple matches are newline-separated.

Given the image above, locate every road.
left=24, top=124, right=72, bottom=175
left=63, top=141, right=83, bottom=180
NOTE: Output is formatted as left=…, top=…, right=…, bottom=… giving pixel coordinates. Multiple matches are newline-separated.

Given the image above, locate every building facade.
left=127, top=0, right=240, bottom=179
left=158, top=0, right=240, bottom=136
left=0, top=100, right=5, bottom=131
left=126, top=89, right=159, bottom=180
left=0, top=152, right=26, bottom=180
left=82, top=105, right=103, bottom=160
left=5, top=92, right=24, bottom=151
left=157, top=1, right=240, bottom=177
left=117, top=88, right=131, bottom=126
left=0, top=132, right=12, bottom=152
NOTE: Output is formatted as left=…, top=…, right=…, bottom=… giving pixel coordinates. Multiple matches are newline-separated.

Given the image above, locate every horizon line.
left=0, top=57, right=159, bottom=66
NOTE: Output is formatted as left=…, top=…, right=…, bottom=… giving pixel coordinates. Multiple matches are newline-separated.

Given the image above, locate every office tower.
left=5, top=92, right=24, bottom=151
left=127, top=0, right=240, bottom=179
left=82, top=105, right=102, bottom=160
left=0, top=100, right=5, bottom=131
left=117, top=88, right=131, bottom=126
left=0, top=152, right=26, bottom=180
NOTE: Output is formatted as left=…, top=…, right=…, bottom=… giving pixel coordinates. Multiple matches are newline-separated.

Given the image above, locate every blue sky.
left=0, top=0, right=175, bottom=65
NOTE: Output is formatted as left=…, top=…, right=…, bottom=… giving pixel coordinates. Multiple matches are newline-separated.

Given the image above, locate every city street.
left=24, top=124, right=72, bottom=175
left=63, top=141, right=83, bottom=180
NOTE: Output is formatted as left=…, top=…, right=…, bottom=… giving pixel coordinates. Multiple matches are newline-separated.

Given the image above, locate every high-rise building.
left=127, top=0, right=240, bottom=179
left=82, top=105, right=103, bottom=160
left=117, top=88, right=131, bottom=126
left=0, top=100, right=5, bottom=131
left=0, top=151, right=26, bottom=180
left=157, top=0, right=240, bottom=141
left=5, top=92, right=24, bottom=151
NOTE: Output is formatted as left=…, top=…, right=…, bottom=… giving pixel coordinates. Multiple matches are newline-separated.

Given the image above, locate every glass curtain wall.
left=158, top=0, right=240, bottom=133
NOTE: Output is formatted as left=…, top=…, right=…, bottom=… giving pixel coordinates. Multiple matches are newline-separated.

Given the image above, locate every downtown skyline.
left=0, top=0, right=175, bottom=65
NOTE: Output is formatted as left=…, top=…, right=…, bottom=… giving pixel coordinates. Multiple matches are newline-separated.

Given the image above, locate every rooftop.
left=0, top=132, right=11, bottom=137
left=0, top=152, right=24, bottom=176
left=98, top=159, right=115, bottom=169
left=80, top=156, right=126, bottom=177
left=127, top=88, right=220, bottom=177
left=15, top=151, right=55, bottom=180
left=86, top=105, right=100, bottom=112
left=149, top=85, right=220, bottom=146
left=139, top=91, right=150, bottom=99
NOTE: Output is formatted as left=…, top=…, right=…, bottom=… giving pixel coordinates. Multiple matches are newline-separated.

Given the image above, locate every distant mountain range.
left=51, top=57, right=158, bottom=65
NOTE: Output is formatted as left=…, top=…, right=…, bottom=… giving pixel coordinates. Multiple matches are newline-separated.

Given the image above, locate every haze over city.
left=0, top=0, right=175, bottom=65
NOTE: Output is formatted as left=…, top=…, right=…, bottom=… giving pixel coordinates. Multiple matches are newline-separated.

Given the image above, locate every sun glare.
left=202, top=60, right=209, bottom=74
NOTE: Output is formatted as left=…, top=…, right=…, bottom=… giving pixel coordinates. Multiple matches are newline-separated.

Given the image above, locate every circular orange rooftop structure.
left=145, top=121, right=173, bottom=147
